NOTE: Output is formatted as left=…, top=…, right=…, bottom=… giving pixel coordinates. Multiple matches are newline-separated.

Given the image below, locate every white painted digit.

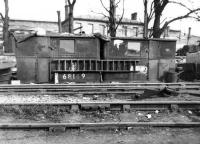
left=68, top=74, right=72, bottom=79
left=63, top=74, right=67, bottom=79
left=81, top=73, right=85, bottom=79
left=72, top=74, right=75, bottom=79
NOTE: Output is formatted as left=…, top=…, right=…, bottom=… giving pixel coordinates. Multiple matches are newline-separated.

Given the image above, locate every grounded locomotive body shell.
left=15, top=34, right=101, bottom=83
left=12, top=31, right=176, bottom=84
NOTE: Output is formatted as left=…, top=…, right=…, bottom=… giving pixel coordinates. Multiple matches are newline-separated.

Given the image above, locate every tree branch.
left=100, top=0, right=109, bottom=13
left=161, top=8, right=200, bottom=34
left=160, top=17, right=167, bottom=25
left=67, top=0, right=71, bottom=5
left=67, top=0, right=76, bottom=6
left=115, top=0, right=121, bottom=7
left=160, top=0, right=169, bottom=13
left=169, top=1, right=192, bottom=11
left=148, top=1, right=155, bottom=23
left=115, top=0, right=124, bottom=31
left=0, top=13, right=5, bottom=22
left=72, top=0, right=76, bottom=5
left=91, top=10, right=109, bottom=19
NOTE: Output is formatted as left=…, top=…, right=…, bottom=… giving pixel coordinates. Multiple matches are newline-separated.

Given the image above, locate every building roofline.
left=10, top=19, right=58, bottom=24
left=74, top=17, right=143, bottom=25
left=111, top=37, right=177, bottom=41
left=10, top=18, right=143, bottom=26
left=62, top=17, right=144, bottom=26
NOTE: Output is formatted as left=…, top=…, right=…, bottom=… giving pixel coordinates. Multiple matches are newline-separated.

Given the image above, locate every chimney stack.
left=187, top=27, right=191, bottom=45
left=57, top=11, right=62, bottom=33
left=131, top=13, right=137, bottom=20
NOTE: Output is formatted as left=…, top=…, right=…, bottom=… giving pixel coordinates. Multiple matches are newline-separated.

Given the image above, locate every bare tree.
left=65, top=0, right=76, bottom=33
left=143, top=0, right=200, bottom=38
left=100, top=0, right=125, bottom=37
left=0, top=0, right=9, bottom=53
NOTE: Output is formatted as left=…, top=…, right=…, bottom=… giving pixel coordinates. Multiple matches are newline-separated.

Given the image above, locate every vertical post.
left=3, top=0, right=9, bottom=53
left=143, top=0, right=148, bottom=38
left=57, top=11, right=62, bottom=33
left=187, top=27, right=191, bottom=45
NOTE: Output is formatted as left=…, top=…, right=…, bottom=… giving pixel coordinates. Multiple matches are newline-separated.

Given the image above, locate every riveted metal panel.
left=16, top=37, right=49, bottom=57
left=37, top=58, right=50, bottom=83
left=149, top=40, right=176, bottom=59
left=16, top=56, right=37, bottom=83
left=148, top=59, right=159, bottom=82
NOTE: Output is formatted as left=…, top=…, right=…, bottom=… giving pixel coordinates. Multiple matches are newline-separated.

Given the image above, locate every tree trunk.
left=3, top=0, right=9, bottom=53
left=152, top=12, right=162, bottom=38
left=68, top=6, right=74, bottom=33
left=109, top=0, right=116, bottom=37
left=152, top=0, right=161, bottom=38
left=143, top=0, right=148, bottom=38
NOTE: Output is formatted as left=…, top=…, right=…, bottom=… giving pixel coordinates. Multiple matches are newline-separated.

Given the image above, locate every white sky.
left=0, top=0, right=200, bottom=36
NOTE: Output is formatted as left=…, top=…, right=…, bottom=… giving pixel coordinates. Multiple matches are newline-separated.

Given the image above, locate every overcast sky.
left=0, top=0, right=200, bottom=36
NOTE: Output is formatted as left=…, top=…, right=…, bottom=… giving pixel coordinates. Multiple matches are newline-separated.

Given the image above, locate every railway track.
left=0, top=82, right=199, bottom=95
left=0, top=83, right=199, bottom=130
left=1, top=101, right=200, bottom=111
left=0, top=99, right=199, bottom=131
left=0, top=122, right=200, bottom=130
left=0, top=101, right=199, bottom=130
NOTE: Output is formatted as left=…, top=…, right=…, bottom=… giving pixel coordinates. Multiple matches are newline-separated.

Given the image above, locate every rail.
left=0, top=122, right=200, bottom=130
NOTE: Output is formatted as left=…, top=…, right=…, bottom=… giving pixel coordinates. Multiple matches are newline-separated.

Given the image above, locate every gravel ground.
left=0, top=92, right=200, bottom=103
left=0, top=105, right=199, bottom=123
left=0, top=91, right=199, bottom=143
left=0, top=128, right=199, bottom=144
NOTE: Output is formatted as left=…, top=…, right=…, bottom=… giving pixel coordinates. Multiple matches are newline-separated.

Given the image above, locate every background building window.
left=99, top=25, right=106, bottom=35
left=133, top=27, right=139, bottom=37
left=124, top=26, right=127, bottom=37
left=88, top=23, right=94, bottom=34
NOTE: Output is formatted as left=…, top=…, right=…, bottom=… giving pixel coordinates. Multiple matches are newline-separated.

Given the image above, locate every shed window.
left=60, top=40, right=75, bottom=53
left=126, top=42, right=141, bottom=56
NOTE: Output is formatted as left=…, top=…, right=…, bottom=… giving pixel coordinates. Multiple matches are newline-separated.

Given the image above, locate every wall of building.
left=9, top=19, right=58, bottom=32
left=63, top=17, right=144, bottom=37
left=160, top=29, right=200, bottom=50
left=73, top=20, right=108, bottom=35
left=0, top=17, right=200, bottom=52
